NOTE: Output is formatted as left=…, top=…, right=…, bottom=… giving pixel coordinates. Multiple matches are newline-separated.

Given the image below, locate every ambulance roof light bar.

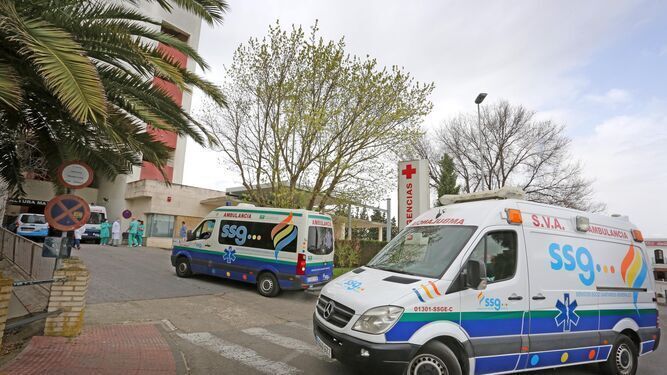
left=439, top=187, right=525, bottom=206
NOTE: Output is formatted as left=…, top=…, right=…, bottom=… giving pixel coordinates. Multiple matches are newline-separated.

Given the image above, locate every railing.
left=0, top=227, right=55, bottom=292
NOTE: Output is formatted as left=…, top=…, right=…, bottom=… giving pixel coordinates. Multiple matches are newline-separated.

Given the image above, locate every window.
left=468, top=231, right=517, bottom=283
left=218, top=220, right=298, bottom=253
left=191, top=220, right=216, bottom=241
left=308, top=226, right=334, bottom=255
left=367, top=225, right=477, bottom=278
left=21, top=214, right=46, bottom=224
left=655, top=249, right=665, bottom=264
left=87, top=212, right=105, bottom=225
left=146, top=214, right=174, bottom=238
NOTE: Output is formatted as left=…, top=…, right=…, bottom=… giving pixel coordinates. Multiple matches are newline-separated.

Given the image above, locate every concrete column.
left=377, top=225, right=383, bottom=241
left=0, top=273, right=13, bottom=346
left=45, top=258, right=89, bottom=337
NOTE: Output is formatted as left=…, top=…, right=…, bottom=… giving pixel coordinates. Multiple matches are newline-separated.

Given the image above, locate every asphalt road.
left=77, top=244, right=666, bottom=375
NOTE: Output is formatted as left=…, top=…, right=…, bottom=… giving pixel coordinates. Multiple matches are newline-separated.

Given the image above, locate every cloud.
left=585, top=88, right=631, bottom=105
left=183, top=0, right=667, bottom=234
left=572, top=110, right=667, bottom=235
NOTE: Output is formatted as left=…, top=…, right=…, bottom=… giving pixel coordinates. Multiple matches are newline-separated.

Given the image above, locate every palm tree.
left=0, top=0, right=228, bottom=193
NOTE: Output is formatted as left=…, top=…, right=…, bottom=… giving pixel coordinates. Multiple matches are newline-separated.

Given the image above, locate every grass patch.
left=333, top=267, right=354, bottom=278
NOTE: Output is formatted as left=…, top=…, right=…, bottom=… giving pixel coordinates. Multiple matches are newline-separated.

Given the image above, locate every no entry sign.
left=45, top=194, right=91, bottom=231
left=57, top=161, right=93, bottom=189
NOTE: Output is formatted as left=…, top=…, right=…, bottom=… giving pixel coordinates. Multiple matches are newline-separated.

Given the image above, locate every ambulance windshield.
left=367, top=225, right=476, bottom=278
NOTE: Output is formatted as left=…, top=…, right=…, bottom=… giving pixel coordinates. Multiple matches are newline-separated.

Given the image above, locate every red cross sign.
left=402, top=164, right=417, bottom=179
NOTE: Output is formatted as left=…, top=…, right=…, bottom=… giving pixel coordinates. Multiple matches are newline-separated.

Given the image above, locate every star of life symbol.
left=223, top=246, right=236, bottom=263
left=555, top=293, right=579, bottom=332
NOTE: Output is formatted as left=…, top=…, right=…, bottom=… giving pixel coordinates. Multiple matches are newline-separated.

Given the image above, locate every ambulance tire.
left=257, top=272, right=280, bottom=297
left=175, top=257, right=193, bottom=278
left=601, top=334, right=638, bottom=375
left=406, top=341, right=462, bottom=375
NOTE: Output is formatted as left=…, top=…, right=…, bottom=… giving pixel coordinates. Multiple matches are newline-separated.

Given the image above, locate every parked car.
left=82, top=205, right=107, bottom=244
left=15, top=213, right=49, bottom=240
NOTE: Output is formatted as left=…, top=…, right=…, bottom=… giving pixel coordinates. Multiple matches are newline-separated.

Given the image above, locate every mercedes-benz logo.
left=322, top=300, right=336, bottom=320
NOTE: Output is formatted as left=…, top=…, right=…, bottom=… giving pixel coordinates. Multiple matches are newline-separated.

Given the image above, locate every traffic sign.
left=57, top=161, right=93, bottom=189
left=45, top=194, right=91, bottom=232
left=122, top=209, right=132, bottom=219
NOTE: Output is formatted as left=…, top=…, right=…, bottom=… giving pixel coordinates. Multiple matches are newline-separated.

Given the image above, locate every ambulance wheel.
left=175, top=257, right=193, bottom=278
left=601, top=335, right=638, bottom=375
left=257, top=272, right=280, bottom=297
left=406, top=341, right=462, bottom=375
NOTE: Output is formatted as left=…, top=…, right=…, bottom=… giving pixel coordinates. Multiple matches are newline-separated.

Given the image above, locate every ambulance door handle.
left=532, top=294, right=546, bottom=300
left=508, top=294, right=523, bottom=301
left=204, top=244, right=211, bottom=247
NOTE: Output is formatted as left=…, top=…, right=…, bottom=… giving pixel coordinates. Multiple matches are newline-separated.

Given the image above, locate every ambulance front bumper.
left=313, top=313, right=418, bottom=374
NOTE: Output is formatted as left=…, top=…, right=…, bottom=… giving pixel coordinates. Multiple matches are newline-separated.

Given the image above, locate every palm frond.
left=1, top=1, right=107, bottom=123
left=146, top=0, right=229, bottom=25
left=0, top=61, right=22, bottom=110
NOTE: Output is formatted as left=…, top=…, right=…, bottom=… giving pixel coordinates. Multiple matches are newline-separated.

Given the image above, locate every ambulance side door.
left=186, top=219, right=218, bottom=273
left=457, top=226, right=529, bottom=374
left=524, top=225, right=600, bottom=370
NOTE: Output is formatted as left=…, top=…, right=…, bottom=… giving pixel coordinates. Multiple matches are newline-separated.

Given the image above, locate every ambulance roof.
left=411, top=198, right=639, bottom=241
left=208, top=205, right=332, bottom=220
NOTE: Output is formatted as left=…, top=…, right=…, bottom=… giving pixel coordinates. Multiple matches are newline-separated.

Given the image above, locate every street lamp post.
left=475, top=92, right=487, bottom=126
left=475, top=93, right=487, bottom=189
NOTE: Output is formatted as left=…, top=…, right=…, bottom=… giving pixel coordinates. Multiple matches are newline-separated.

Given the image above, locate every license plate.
left=315, top=335, right=332, bottom=358
left=307, top=276, right=319, bottom=283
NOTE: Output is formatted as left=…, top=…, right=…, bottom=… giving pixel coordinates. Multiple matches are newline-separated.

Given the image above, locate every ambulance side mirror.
left=465, top=260, right=487, bottom=290
left=186, top=230, right=195, bottom=242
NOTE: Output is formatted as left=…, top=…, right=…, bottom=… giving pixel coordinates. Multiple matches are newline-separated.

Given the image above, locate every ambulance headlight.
left=353, top=306, right=403, bottom=334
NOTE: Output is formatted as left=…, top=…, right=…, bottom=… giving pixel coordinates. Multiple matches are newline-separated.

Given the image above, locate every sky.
left=182, top=0, right=667, bottom=235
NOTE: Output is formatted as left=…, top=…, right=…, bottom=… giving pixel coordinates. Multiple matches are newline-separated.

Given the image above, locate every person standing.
left=112, top=219, right=121, bottom=246
left=179, top=221, right=188, bottom=242
left=128, top=217, right=139, bottom=247
left=73, top=226, right=85, bottom=250
left=99, top=219, right=111, bottom=245
left=137, top=220, right=145, bottom=247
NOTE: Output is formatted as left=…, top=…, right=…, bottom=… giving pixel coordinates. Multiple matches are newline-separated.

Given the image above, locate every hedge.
left=334, top=239, right=387, bottom=268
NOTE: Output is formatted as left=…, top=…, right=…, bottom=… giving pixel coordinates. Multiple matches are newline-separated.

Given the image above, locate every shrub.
left=334, top=239, right=387, bottom=268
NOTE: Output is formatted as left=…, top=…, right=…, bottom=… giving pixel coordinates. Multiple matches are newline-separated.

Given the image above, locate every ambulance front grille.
left=316, top=295, right=355, bottom=328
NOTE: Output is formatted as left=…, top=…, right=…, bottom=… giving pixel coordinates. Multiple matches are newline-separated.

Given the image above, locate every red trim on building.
left=140, top=162, right=173, bottom=182
left=140, top=41, right=188, bottom=183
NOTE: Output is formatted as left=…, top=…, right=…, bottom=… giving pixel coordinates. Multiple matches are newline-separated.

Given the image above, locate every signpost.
left=397, top=159, right=430, bottom=230
left=56, top=160, right=94, bottom=189
left=42, top=236, right=71, bottom=259
left=44, top=194, right=91, bottom=232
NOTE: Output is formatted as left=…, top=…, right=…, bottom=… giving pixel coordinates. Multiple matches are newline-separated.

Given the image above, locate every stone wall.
left=0, top=273, right=13, bottom=346
left=44, top=258, right=89, bottom=337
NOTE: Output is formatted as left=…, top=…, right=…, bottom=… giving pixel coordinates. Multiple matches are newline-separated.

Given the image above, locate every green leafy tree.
left=367, top=209, right=384, bottom=240
left=435, top=153, right=459, bottom=205
left=202, top=21, right=434, bottom=210
left=0, top=0, right=228, bottom=192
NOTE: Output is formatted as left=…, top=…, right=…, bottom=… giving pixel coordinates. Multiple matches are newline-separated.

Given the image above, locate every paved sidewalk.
left=0, top=324, right=176, bottom=374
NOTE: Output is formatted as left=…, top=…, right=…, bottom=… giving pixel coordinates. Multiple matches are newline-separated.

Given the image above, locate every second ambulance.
left=314, top=188, right=659, bottom=375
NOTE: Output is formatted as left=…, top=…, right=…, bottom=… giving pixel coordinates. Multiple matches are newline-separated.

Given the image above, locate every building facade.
left=646, top=237, right=667, bottom=281
left=3, top=1, right=222, bottom=247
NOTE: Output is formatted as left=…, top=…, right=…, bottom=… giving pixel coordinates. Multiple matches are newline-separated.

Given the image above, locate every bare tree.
left=201, top=22, right=433, bottom=210
left=436, top=101, right=604, bottom=212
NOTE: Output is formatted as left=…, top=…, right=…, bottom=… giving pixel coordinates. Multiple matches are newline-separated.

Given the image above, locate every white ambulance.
left=314, top=188, right=660, bottom=375
left=172, top=204, right=335, bottom=297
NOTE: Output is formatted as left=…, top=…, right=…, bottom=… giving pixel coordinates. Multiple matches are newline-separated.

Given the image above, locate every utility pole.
left=475, top=93, right=487, bottom=189
left=385, top=198, right=391, bottom=242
